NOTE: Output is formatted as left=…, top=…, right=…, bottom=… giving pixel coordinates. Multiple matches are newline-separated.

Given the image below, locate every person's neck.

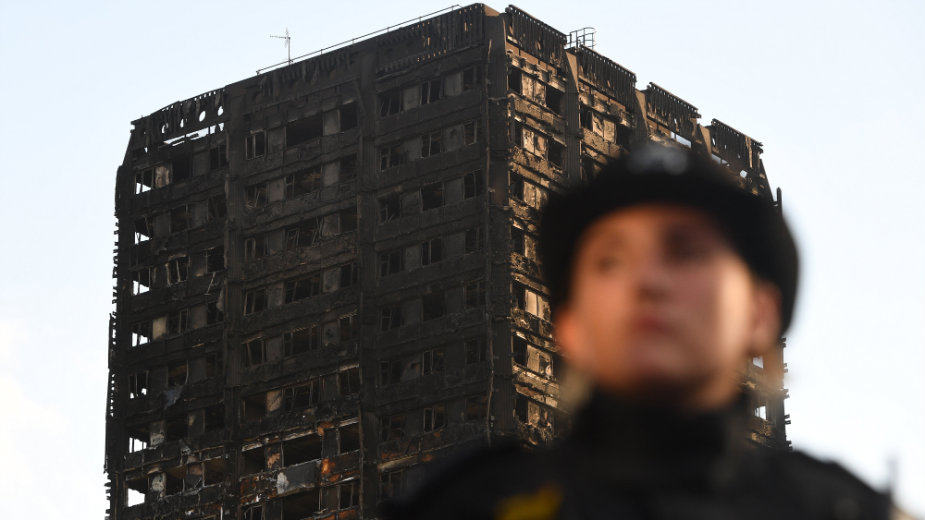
left=566, top=385, right=752, bottom=489
left=596, top=376, right=742, bottom=413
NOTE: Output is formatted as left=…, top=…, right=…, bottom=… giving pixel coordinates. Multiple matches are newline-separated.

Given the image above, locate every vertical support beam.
left=356, top=48, right=379, bottom=517
left=564, top=52, right=582, bottom=186
left=485, top=7, right=513, bottom=443
left=221, top=81, right=245, bottom=519
left=633, top=90, right=651, bottom=145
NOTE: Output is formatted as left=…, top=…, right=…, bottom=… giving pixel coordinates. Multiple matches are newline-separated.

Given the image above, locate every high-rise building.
left=105, top=4, right=788, bottom=519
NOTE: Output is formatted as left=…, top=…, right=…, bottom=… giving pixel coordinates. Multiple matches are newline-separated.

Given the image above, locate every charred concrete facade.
left=105, top=5, right=789, bottom=520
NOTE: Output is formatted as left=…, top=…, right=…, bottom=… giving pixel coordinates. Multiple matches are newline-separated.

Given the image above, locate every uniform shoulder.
left=765, top=448, right=892, bottom=518
left=777, top=449, right=880, bottom=492
left=380, top=440, right=544, bottom=520
left=419, top=439, right=530, bottom=489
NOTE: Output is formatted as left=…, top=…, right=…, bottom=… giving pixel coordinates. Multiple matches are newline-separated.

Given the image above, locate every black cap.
left=537, top=143, right=799, bottom=334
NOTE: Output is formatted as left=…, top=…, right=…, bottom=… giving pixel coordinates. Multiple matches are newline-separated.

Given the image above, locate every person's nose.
left=632, top=255, right=671, bottom=302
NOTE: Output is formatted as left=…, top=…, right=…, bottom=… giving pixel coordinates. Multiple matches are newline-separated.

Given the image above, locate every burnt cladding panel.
left=504, top=5, right=567, bottom=69
left=575, top=47, right=637, bottom=108
left=644, top=82, right=701, bottom=137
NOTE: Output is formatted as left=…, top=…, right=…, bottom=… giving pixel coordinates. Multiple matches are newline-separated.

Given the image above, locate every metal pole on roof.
left=270, top=28, right=292, bottom=65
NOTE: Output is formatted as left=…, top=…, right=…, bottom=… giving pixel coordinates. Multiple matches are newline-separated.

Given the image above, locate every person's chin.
left=618, top=349, right=691, bottom=397
left=610, top=374, right=691, bottom=407
left=623, top=339, right=684, bottom=378
left=626, top=370, right=687, bottom=395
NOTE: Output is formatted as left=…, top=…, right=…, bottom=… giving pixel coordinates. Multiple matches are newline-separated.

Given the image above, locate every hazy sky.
left=0, top=0, right=922, bottom=517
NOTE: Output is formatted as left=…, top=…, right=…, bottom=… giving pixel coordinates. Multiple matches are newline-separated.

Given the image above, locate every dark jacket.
left=381, top=389, right=891, bottom=520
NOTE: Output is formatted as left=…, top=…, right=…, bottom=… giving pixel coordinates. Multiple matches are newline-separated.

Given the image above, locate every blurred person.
left=381, top=144, right=892, bottom=520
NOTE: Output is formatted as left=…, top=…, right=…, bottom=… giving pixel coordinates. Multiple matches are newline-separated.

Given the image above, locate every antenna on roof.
left=271, top=28, right=292, bottom=65
left=256, top=5, right=460, bottom=74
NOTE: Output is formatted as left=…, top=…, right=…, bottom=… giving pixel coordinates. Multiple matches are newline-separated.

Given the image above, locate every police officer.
left=381, top=144, right=892, bottom=520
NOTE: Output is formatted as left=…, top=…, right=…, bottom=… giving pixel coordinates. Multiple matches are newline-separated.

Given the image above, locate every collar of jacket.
left=560, top=387, right=754, bottom=493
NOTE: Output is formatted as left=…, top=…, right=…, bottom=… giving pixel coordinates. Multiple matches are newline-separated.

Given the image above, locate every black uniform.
left=381, top=389, right=891, bottom=520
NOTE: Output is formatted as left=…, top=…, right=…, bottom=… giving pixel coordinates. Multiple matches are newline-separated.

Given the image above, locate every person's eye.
left=669, top=242, right=710, bottom=262
left=595, top=255, right=621, bottom=271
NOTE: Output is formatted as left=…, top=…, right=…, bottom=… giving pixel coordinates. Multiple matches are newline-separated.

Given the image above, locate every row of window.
left=377, top=229, right=483, bottom=278
left=133, top=169, right=482, bottom=268
left=243, top=102, right=359, bottom=161
left=134, top=159, right=190, bottom=194
left=130, top=273, right=508, bottom=348
left=378, top=279, right=485, bottom=331
left=378, top=65, right=481, bottom=117
left=508, top=68, right=565, bottom=115
left=379, top=347, right=444, bottom=386
left=132, top=64, right=481, bottom=196
left=133, top=162, right=355, bottom=248
left=131, top=248, right=223, bottom=295
left=515, top=123, right=566, bottom=168
left=240, top=481, right=358, bottom=520
left=134, top=111, right=479, bottom=201
left=132, top=195, right=226, bottom=245
left=127, top=333, right=537, bottom=401
left=127, top=467, right=358, bottom=515
left=242, top=261, right=358, bottom=315
left=133, top=64, right=478, bottom=197
left=133, top=153, right=354, bottom=234
left=131, top=258, right=483, bottom=346
left=508, top=67, right=574, bottom=174
left=515, top=392, right=560, bottom=432
left=134, top=171, right=480, bottom=282
left=132, top=195, right=481, bottom=299
left=580, top=104, right=632, bottom=146
left=133, top=174, right=484, bottom=300
left=125, top=452, right=225, bottom=502
left=380, top=393, right=489, bottom=443
left=381, top=405, right=445, bottom=440
left=513, top=281, right=552, bottom=322
left=511, top=225, right=538, bottom=261
left=244, top=207, right=357, bottom=261
left=509, top=65, right=631, bottom=150
left=378, top=169, right=484, bottom=224
left=126, top=404, right=225, bottom=453
left=134, top=164, right=174, bottom=194
left=508, top=82, right=634, bottom=182
left=127, top=356, right=218, bottom=401
left=130, top=301, right=222, bottom=346
left=241, top=422, right=359, bottom=476
left=513, top=335, right=559, bottom=380
left=379, top=119, right=480, bottom=170
left=244, top=155, right=357, bottom=209
left=379, top=337, right=486, bottom=386
left=285, top=103, right=358, bottom=149
left=240, top=366, right=360, bottom=421
left=242, top=312, right=358, bottom=368
left=138, top=401, right=557, bottom=509
left=509, top=173, right=548, bottom=210
left=132, top=138, right=230, bottom=195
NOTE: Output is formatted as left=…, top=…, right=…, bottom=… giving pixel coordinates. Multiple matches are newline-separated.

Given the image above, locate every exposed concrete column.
left=565, top=52, right=582, bottom=186
left=485, top=7, right=511, bottom=444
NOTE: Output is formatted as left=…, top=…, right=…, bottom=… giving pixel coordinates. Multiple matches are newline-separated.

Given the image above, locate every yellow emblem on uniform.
left=494, top=484, right=563, bottom=520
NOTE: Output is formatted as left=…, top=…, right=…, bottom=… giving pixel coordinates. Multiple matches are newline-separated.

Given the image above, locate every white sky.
left=0, top=0, right=922, bottom=516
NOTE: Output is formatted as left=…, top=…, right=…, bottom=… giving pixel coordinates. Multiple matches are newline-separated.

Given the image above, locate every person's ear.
left=747, top=279, right=782, bottom=358
left=552, top=304, right=583, bottom=365
left=553, top=304, right=594, bottom=410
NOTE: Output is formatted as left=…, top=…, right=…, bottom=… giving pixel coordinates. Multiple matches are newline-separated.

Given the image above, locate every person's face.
left=553, top=204, right=781, bottom=409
